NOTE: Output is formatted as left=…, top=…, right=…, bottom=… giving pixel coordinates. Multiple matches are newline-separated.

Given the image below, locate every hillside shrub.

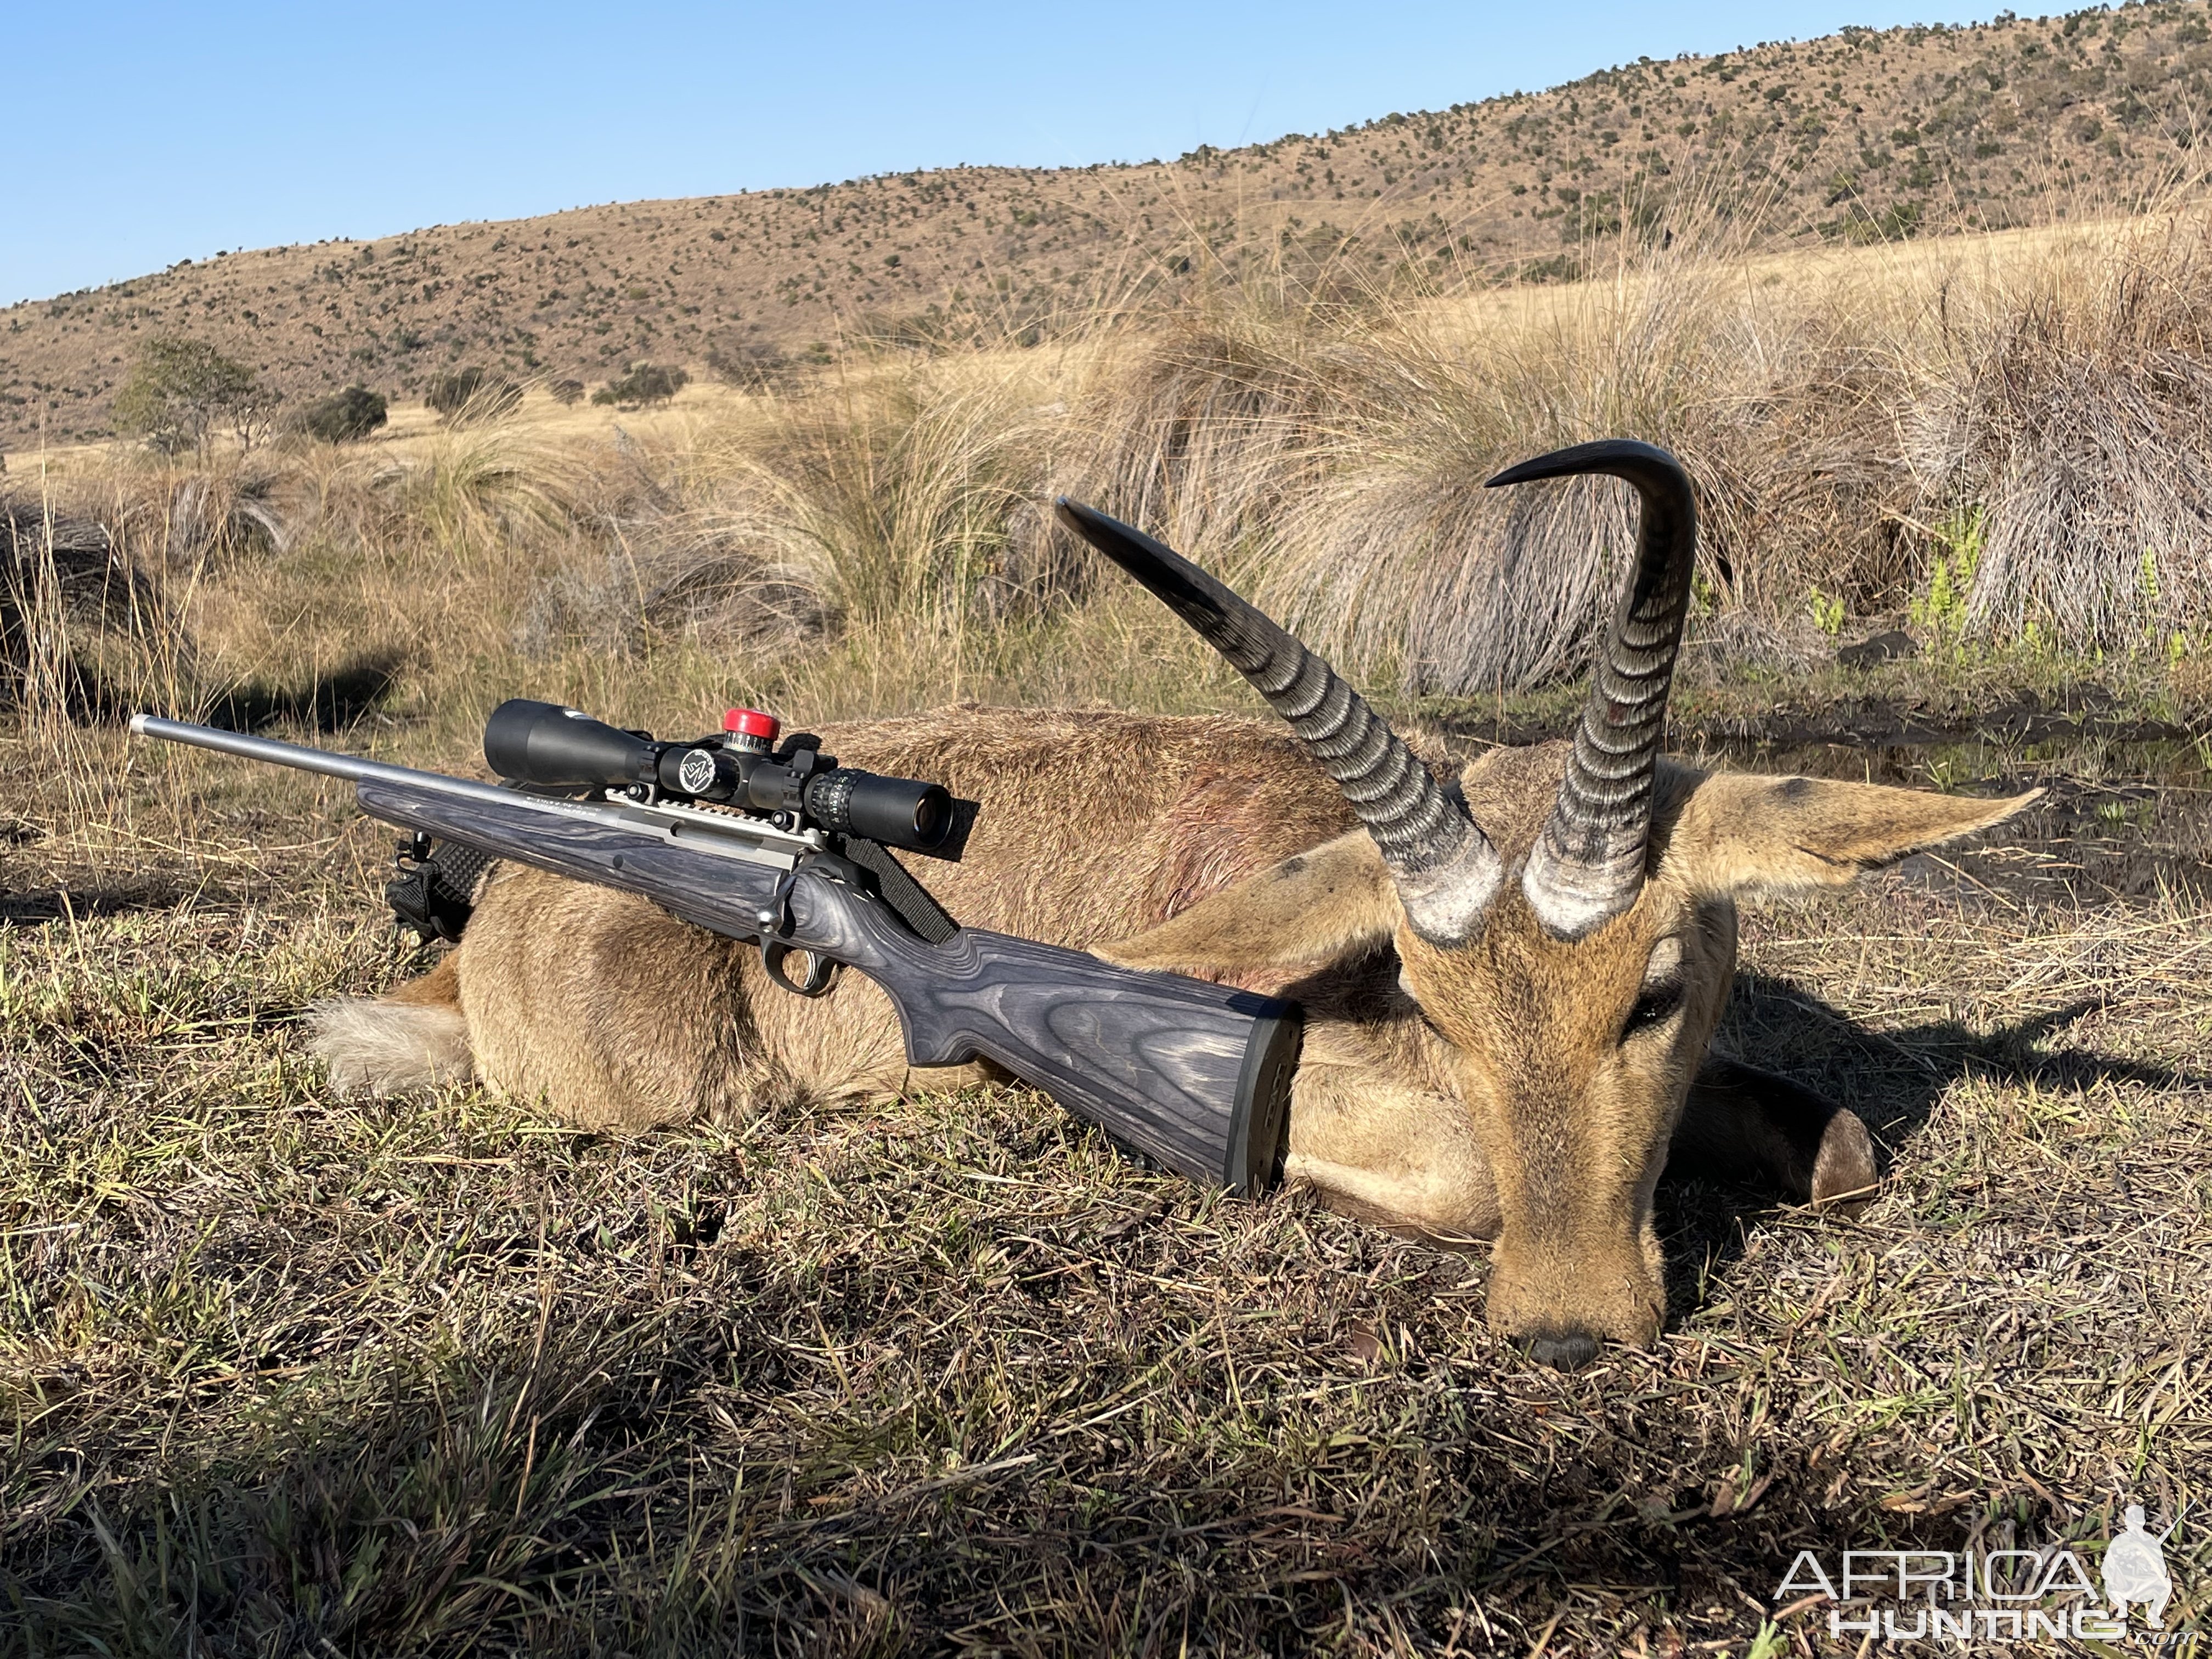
left=427, top=367, right=522, bottom=422
left=550, top=379, right=586, bottom=407
left=591, top=363, right=690, bottom=408
left=706, top=340, right=792, bottom=390
left=297, top=386, right=388, bottom=444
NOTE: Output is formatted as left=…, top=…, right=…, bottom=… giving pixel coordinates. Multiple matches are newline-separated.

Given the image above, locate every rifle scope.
left=482, top=699, right=952, bottom=855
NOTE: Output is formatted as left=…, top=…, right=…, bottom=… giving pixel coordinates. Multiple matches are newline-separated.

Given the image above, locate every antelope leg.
left=1672, top=1056, right=1877, bottom=1211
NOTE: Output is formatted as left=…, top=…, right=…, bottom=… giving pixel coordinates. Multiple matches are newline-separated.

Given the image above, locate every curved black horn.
left=1485, top=439, right=1698, bottom=941
left=1054, top=498, right=1501, bottom=941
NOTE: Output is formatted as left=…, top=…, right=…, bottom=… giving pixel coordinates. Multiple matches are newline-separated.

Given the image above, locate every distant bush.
left=549, top=379, right=586, bottom=407
left=297, top=386, right=388, bottom=444
left=706, top=340, right=793, bottom=390
left=591, top=362, right=690, bottom=408
left=426, top=366, right=522, bottom=422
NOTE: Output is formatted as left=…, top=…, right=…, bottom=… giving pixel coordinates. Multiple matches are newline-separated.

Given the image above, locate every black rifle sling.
left=387, top=833, right=492, bottom=944
left=834, top=836, right=960, bottom=944
left=387, top=781, right=592, bottom=944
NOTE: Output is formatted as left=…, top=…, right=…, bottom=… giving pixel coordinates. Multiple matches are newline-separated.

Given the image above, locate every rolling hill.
left=5, top=1, right=2209, bottom=452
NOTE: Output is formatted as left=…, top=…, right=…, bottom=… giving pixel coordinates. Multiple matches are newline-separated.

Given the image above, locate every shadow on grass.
left=1656, top=970, right=2198, bottom=1320
left=0, top=878, right=191, bottom=926
left=26, top=651, right=403, bottom=734
left=0, top=1324, right=1829, bottom=1657
left=199, top=655, right=405, bottom=735
left=1718, top=970, right=2194, bottom=1144
left=4, top=1305, right=2137, bottom=1656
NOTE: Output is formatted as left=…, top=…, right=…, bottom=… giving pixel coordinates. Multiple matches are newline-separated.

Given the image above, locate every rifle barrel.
left=129, top=713, right=517, bottom=807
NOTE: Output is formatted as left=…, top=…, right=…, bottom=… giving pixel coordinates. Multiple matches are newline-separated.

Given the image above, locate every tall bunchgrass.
left=16, top=197, right=2212, bottom=802
left=1022, top=198, right=2212, bottom=691
left=1904, top=209, right=2212, bottom=650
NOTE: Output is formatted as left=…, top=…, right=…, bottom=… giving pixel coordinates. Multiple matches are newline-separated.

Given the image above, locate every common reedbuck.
left=318, top=441, right=2033, bottom=1368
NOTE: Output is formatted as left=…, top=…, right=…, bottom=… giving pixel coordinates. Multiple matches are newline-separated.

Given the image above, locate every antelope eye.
left=1622, top=977, right=1686, bottom=1039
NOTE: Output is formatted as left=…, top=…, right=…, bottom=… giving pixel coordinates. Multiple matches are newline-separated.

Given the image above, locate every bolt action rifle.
left=131, top=701, right=1297, bottom=1193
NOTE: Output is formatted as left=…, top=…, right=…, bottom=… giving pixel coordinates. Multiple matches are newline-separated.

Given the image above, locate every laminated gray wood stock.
left=130, top=714, right=1298, bottom=1193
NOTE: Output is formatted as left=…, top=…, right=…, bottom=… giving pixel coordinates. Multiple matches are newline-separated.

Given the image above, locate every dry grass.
left=3, top=202, right=2211, bottom=1655
left=1906, top=212, right=2212, bottom=644
left=19, top=201, right=2212, bottom=709
left=2, top=723, right=2207, bottom=1654
left=1042, top=205, right=2212, bottom=692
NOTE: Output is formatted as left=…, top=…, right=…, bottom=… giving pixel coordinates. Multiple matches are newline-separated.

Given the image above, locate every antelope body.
left=318, top=442, right=2032, bottom=1368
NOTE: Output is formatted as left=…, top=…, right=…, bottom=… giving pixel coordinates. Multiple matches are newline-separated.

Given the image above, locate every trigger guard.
left=761, top=939, right=838, bottom=998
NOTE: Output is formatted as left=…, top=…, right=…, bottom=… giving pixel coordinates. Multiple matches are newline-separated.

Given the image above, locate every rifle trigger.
left=760, top=940, right=837, bottom=997
left=752, top=868, right=834, bottom=996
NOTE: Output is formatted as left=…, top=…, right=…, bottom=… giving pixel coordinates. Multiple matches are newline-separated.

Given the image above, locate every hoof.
left=1522, top=1330, right=1601, bottom=1372
left=1809, top=1108, right=1878, bottom=1215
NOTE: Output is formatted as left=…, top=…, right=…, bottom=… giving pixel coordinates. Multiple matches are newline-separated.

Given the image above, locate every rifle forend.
left=129, top=712, right=1299, bottom=1194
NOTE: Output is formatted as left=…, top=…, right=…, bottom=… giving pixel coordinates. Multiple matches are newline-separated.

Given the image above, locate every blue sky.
left=12, top=1, right=2008, bottom=306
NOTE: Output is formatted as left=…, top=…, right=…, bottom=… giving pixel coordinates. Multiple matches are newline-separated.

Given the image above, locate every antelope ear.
left=1660, top=770, right=2042, bottom=897
left=1097, top=831, right=1400, bottom=992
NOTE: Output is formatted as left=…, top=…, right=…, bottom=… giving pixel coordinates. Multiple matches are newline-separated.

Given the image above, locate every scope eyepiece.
left=486, top=699, right=659, bottom=789
left=805, top=768, right=952, bottom=854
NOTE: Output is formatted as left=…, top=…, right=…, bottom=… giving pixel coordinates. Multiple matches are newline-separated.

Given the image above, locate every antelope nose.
left=1524, top=1330, right=1600, bottom=1372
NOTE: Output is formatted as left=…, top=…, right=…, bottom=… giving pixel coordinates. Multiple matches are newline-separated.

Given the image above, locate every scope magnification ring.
left=806, top=769, right=856, bottom=833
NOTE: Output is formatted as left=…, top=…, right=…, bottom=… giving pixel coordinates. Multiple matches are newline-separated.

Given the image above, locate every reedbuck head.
left=1059, top=441, right=2029, bottom=1366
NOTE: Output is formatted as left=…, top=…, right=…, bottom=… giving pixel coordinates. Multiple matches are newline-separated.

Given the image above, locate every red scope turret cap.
left=722, top=708, right=781, bottom=743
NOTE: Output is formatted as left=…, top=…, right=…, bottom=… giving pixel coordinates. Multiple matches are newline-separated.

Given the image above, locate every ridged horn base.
left=1485, top=439, right=1698, bottom=942
left=1054, top=496, right=1503, bottom=943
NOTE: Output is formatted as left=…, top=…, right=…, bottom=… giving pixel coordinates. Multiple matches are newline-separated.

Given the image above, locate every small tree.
left=592, top=362, right=691, bottom=408
left=114, top=336, right=271, bottom=455
left=298, top=385, right=388, bottom=444
left=426, top=366, right=522, bottom=422
left=549, top=378, right=586, bottom=407
left=232, top=388, right=283, bottom=452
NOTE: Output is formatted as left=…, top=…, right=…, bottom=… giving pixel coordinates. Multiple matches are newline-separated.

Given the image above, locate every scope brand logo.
left=1772, top=1499, right=2183, bottom=1646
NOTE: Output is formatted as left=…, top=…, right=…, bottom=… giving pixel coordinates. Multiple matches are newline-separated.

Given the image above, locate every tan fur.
left=317, top=707, right=2036, bottom=1355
